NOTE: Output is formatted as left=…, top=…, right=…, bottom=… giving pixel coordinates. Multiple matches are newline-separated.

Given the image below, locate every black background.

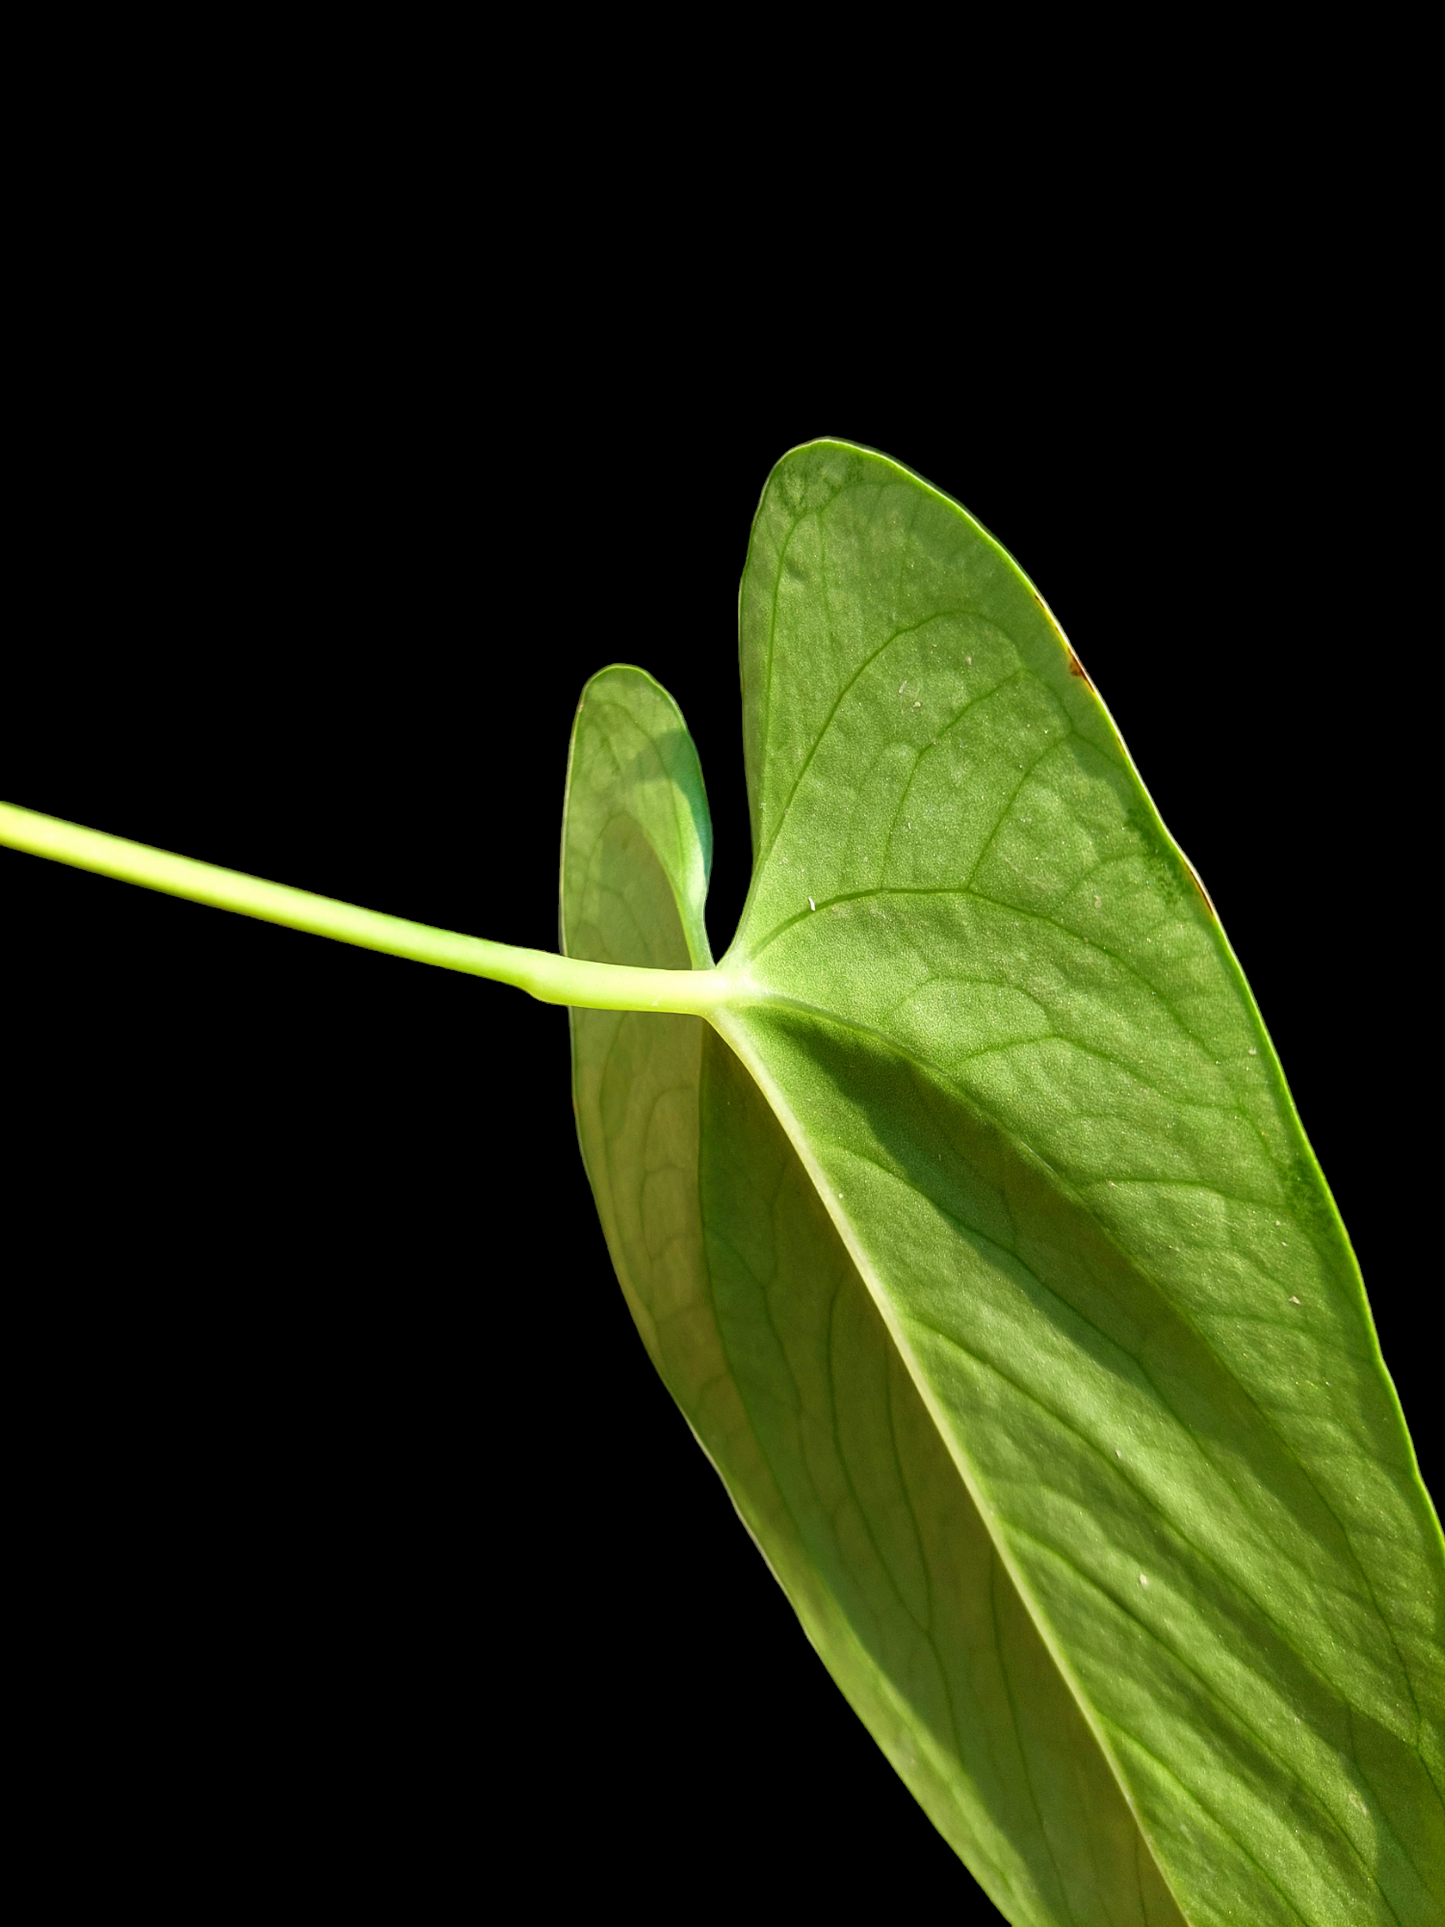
left=6, top=149, right=1432, bottom=1919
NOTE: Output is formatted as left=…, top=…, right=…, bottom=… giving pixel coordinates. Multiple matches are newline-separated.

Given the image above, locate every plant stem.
left=0, top=803, right=738, bottom=1015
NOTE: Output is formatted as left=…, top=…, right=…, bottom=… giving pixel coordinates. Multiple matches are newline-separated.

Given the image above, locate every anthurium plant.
left=4, top=441, right=1439, bottom=1926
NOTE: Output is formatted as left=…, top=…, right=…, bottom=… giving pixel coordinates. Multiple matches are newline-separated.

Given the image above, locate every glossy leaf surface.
left=562, top=446, right=1443, bottom=1925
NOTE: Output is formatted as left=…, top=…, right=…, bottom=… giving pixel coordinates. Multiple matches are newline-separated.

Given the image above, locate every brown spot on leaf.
left=1032, top=589, right=1093, bottom=685
left=1030, top=587, right=1062, bottom=633
left=1184, top=860, right=1217, bottom=918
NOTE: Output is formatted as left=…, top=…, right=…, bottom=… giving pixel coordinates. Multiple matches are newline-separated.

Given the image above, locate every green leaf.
left=5, top=439, right=1438, bottom=1924
left=562, top=446, right=1443, bottom=1924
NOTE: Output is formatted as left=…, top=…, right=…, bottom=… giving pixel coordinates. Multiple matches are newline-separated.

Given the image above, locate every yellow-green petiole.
left=0, top=803, right=740, bottom=1016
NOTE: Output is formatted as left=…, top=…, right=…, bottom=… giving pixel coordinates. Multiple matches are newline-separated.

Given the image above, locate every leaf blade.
left=726, top=440, right=1444, bottom=1922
